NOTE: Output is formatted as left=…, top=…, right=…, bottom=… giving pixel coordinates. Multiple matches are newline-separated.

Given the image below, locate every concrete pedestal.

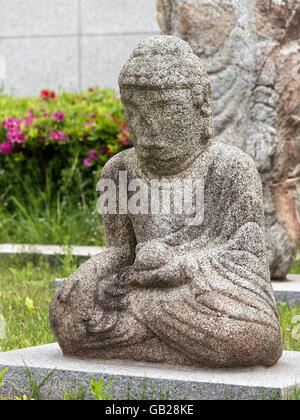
left=0, top=343, right=299, bottom=400
left=273, top=275, right=300, bottom=306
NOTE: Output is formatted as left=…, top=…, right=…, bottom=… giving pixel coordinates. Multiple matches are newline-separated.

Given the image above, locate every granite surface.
left=54, top=275, right=300, bottom=306
left=50, top=36, right=283, bottom=368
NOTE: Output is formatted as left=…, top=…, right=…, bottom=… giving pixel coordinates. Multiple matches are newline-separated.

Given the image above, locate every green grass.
left=290, top=259, right=300, bottom=275
left=0, top=200, right=105, bottom=247
left=0, top=366, right=299, bottom=400
left=278, top=303, right=300, bottom=352
left=0, top=254, right=81, bottom=352
left=0, top=163, right=105, bottom=246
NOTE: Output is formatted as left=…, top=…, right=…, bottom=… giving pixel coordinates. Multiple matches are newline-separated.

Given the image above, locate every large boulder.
left=157, top=0, right=300, bottom=279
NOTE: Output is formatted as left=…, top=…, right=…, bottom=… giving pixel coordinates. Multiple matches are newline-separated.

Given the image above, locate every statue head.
left=119, top=35, right=214, bottom=175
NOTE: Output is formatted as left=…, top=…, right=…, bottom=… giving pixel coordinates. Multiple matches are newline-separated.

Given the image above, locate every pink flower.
left=41, top=90, right=49, bottom=98
left=49, top=130, right=58, bottom=140
left=49, top=130, right=68, bottom=141
left=118, top=137, right=132, bottom=147
left=6, top=131, right=17, bottom=141
left=0, top=141, right=13, bottom=155
left=57, top=131, right=68, bottom=141
left=2, top=117, right=27, bottom=145
left=7, top=131, right=24, bottom=143
left=2, top=118, right=20, bottom=130
left=118, top=121, right=127, bottom=129
left=28, top=110, right=34, bottom=118
left=2, top=118, right=12, bottom=129
left=24, top=117, right=34, bottom=127
left=90, top=114, right=97, bottom=119
left=85, top=121, right=95, bottom=128
left=16, top=133, right=25, bottom=145
left=53, top=111, right=64, bottom=123
left=41, top=90, right=56, bottom=99
left=99, top=145, right=112, bottom=156
left=88, top=149, right=98, bottom=160
left=83, top=157, right=93, bottom=167
left=88, top=87, right=100, bottom=92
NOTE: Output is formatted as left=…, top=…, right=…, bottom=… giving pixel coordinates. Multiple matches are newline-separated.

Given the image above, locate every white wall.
left=0, top=0, right=159, bottom=96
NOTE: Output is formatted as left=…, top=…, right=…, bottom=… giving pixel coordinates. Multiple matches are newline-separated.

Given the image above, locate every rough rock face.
left=50, top=36, right=283, bottom=368
left=157, top=0, right=300, bottom=279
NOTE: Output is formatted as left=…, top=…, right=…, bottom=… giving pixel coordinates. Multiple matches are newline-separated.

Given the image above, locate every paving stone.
left=0, top=344, right=299, bottom=400
left=273, top=275, right=300, bottom=306
left=0, top=244, right=103, bottom=258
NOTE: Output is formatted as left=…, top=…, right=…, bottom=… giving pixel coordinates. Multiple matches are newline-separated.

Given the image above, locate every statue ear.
left=192, top=84, right=214, bottom=140
left=192, top=83, right=213, bottom=113
left=206, top=117, right=214, bottom=139
left=192, top=84, right=204, bottom=108
left=201, top=83, right=213, bottom=140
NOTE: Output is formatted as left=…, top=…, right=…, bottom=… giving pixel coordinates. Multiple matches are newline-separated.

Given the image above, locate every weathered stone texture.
left=50, top=36, right=283, bottom=368
left=157, top=0, right=300, bottom=279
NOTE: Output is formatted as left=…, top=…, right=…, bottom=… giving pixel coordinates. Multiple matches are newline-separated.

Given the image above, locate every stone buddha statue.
left=50, top=36, right=283, bottom=368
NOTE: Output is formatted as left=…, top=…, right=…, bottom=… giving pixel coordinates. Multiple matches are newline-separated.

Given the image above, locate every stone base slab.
left=0, top=244, right=103, bottom=259
left=273, top=274, right=300, bottom=306
left=0, top=344, right=300, bottom=400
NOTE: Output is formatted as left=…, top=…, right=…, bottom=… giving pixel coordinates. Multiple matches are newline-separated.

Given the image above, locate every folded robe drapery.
left=130, top=144, right=282, bottom=366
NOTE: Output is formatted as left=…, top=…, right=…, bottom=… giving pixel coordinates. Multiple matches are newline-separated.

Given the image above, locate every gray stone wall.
left=0, top=0, right=159, bottom=96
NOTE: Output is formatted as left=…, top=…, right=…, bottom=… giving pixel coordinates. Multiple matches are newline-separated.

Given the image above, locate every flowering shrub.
left=0, top=88, right=131, bottom=162
left=0, top=88, right=132, bottom=209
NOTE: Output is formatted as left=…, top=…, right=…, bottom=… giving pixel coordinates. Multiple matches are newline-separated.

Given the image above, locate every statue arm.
left=57, top=153, right=136, bottom=303
left=130, top=154, right=268, bottom=290
left=56, top=214, right=136, bottom=303
left=129, top=221, right=268, bottom=292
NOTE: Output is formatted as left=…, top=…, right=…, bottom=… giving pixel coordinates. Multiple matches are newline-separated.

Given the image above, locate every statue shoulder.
left=209, top=142, right=259, bottom=179
left=100, top=148, right=136, bottom=181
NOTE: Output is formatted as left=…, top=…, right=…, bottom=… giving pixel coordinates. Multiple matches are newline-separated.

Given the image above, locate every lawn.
left=290, top=259, right=300, bottom=275
left=0, top=195, right=106, bottom=247
left=0, top=254, right=79, bottom=352
left=0, top=254, right=299, bottom=354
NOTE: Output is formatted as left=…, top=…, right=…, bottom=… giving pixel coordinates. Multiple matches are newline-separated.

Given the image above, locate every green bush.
left=0, top=88, right=132, bottom=245
left=0, top=88, right=131, bottom=204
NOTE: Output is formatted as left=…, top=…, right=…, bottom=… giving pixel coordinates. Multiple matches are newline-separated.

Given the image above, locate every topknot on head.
left=118, top=35, right=210, bottom=90
left=131, top=35, right=193, bottom=59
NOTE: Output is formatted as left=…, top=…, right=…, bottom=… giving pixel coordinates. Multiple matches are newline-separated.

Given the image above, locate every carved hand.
left=96, top=267, right=134, bottom=310
left=57, top=259, right=97, bottom=303
left=131, top=256, right=189, bottom=288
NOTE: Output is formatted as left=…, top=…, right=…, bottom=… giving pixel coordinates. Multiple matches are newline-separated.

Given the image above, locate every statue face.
left=121, top=88, right=207, bottom=174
